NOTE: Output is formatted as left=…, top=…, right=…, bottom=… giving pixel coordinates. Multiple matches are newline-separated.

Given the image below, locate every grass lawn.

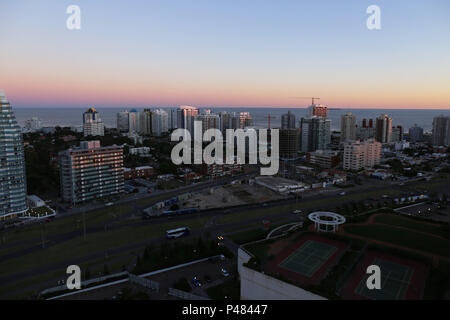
left=344, top=224, right=450, bottom=258
left=373, top=214, right=450, bottom=238
left=227, top=222, right=294, bottom=245
left=229, top=228, right=269, bottom=245
left=1, top=205, right=134, bottom=246
left=0, top=216, right=210, bottom=278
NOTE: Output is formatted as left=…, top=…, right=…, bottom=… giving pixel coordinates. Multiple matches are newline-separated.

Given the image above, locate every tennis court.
left=278, top=240, right=337, bottom=277
left=354, top=258, right=413, bottom=300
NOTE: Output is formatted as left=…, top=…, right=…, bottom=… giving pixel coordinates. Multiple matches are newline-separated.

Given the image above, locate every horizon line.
left=11, top=105, right=450, bottom=111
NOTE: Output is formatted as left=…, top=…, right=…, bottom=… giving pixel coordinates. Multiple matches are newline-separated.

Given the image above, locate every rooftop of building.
left=241, top=218, right=433, bottom=300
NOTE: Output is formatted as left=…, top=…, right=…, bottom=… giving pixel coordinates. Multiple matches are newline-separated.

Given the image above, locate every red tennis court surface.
left=266, top=234, right=348, bottom=286
left=341, top=250, right=428, bottom=300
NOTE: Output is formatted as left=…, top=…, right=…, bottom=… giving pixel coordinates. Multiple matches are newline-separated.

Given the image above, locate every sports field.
left=354, top=258, right=413, bottom=300
left=279, top=240, right=337, bottom=277
left=341, top=250, right=428, bottom=300
left=265, top=234, right=347, bottom=286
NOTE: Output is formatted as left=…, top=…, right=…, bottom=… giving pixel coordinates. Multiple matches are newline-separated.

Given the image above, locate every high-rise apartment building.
left=408, top=124, right=424, bottom=143
left=375, top=114, right=392, bottom=143
left=432, top=115, right=450, bottom=147
left=279, top=128, right=300, bottom=159
left=151, top=108, right=169, bottom=136
left=168, top=109, right=177, bottom=130
left=138, top=109, right=152, bottom=135
left=340, top=112, right=356, bottom=143
left=356, top=126, right=375, bottom=141
left=177, top=105, right=199, bottom=134
left=219, top=112, right=231, bottom=135
left=128, top=109, right=140, bottom=133
left=24, top=117, right=43, bottom=132
left=230, top=112, right=253, bottom=129
left=83, top=108, right=104, bottom=137
left=281, top=111, right=296, bottom=129
left=299, top=116, right=331, bottom=152
left=343, top=139, right=381, bottom=171
left=195, top=113, right=220, bottom=132
left=391, top=125, right=403, bottom=142
left=307, top=104, right=328, bottom=118
left=59, top=141, right=124, bottom=204
left=0, top=91, right=28, bottom=219
left=117, top=111, right=129, bottom=133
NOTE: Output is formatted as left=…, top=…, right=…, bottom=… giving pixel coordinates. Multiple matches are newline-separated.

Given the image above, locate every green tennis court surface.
left=279, top=240, right=337, bottom=277
left=355, top=258, right=413, bottom=300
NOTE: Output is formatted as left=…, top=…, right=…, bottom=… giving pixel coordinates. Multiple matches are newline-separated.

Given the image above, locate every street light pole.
left=83, top=209, right=86, bottom=241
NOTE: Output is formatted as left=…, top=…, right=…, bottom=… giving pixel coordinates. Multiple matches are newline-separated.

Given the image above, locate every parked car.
left=192, top=277, right=202, bottom=287
left=221, top=268, right=229, bottom=277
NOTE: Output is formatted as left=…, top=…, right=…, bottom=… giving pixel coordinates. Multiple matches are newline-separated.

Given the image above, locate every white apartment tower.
left=83, top=107, right=104, bottom=137
left=343, top=139, right=381, bottom=171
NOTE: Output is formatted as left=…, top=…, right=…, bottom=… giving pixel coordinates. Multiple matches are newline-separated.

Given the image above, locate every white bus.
left=166, top=227, right=190, bottom=239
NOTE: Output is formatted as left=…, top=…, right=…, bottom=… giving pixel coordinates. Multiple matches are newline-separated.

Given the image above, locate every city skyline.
left=1, top=0, right=449, bottom=109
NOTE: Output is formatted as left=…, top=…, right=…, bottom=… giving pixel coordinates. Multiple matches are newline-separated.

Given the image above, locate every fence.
left=128, top=272, right=159, bottom=292
left=168, top=288, right=209, bottom=300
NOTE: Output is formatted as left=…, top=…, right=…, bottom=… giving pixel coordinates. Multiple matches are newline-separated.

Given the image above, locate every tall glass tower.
left=0, top=90, right=27, bottom=219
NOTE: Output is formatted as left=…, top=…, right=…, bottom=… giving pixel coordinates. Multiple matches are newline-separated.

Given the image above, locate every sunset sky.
left=0, top=0, right=449, bottom=109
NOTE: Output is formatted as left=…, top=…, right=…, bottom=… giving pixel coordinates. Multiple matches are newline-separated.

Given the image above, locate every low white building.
left=255, top=176, right=306, bottom=194
left=129, top=147, right=151, bottom=156
left=27, top=195, right=46, bottom=208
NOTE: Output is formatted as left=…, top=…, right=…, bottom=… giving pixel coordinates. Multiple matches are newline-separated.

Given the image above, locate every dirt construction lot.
left=182, top=184, right=285, bottom=210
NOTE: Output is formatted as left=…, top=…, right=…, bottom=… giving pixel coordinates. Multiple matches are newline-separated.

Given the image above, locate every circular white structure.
left=308, top=211, right=346, bottom=233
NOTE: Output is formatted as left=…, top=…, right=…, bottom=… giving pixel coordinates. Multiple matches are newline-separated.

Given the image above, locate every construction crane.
left=264, top=114, right=277, bottom=130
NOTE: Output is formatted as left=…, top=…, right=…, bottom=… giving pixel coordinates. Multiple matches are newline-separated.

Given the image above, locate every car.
left=192, top=277, right=202, bottom=287
left=339, top=192, right=346, bottom=196
left=105, top=202, right=114, bottom=207
left=292, top=209, right=303, bottom=214
left=221, top=268, right=229, bottom=277
left=217, top=236, right=224, bottom=241
left=262, top=203, right=268, bottom=207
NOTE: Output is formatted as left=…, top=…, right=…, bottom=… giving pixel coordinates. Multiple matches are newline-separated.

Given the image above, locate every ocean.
left=13, top=107, right=450, bottom=133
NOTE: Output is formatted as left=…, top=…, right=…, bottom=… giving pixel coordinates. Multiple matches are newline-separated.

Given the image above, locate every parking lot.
left=57, top=256, right=235, bottom=300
